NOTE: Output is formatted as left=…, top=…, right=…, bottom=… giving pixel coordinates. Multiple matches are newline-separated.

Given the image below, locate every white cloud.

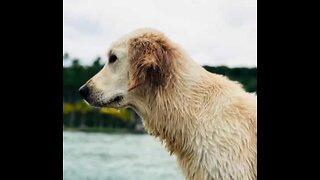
left=63, top=0, right=257, bottom=67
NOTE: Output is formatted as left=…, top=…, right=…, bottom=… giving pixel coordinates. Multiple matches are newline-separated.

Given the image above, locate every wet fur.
left=125, top=29, right=257, bottom=180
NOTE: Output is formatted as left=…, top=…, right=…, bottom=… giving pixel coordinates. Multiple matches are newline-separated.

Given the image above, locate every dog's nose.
left=79, top=85, right=90, bottom=99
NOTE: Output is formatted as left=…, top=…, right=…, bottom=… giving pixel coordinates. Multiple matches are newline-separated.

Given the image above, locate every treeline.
left=203, top=66, right=257, bottom=92
left=63, top=53, right=256, bottom=132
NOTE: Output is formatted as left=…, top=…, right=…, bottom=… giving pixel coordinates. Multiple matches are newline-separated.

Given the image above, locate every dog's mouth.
left=86, top=93, right=126, bottom=108
left=96, top=94, right=126, bottom=108
left=105, top=95, right=124, bottom=105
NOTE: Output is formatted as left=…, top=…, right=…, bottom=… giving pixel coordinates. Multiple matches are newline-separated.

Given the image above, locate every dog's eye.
left=109, top=54, right=117, bottom=64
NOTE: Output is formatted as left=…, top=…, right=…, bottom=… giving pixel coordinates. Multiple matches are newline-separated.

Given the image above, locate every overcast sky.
left=63, top=0, right=256, bottom=67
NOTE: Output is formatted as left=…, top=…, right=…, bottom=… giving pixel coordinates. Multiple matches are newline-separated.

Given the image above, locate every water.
left=63, top=131, right=184, bottom=180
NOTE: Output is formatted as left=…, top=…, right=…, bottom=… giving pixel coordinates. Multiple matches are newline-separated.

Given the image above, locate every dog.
left=79, top=28, right=257, bottom=180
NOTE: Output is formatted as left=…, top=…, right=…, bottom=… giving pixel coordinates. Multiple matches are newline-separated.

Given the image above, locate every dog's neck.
left=127, top=55, right=227, bottom=154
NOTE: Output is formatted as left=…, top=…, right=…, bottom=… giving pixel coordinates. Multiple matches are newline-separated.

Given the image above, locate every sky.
left=63, top=0, right=257, bottom=67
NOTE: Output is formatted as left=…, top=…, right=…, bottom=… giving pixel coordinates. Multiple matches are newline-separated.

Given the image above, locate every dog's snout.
left=79, top=85, right=90, bottom=99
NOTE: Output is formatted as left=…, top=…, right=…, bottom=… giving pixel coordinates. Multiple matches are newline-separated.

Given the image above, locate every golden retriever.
left=79, top=28, right=257, bottom=180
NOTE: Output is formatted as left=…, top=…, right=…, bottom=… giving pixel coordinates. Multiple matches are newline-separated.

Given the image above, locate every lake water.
left=63, top=131, right=184, bottom=180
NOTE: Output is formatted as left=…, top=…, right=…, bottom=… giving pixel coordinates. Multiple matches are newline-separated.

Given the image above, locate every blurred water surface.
left=63, top=131, right=183, bottom=180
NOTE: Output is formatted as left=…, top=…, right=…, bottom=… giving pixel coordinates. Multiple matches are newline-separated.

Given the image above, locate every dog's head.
left=79, top=28, right=175, bottom=109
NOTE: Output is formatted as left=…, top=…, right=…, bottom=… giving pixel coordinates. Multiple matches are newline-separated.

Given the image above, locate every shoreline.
left=63, top=127, right=146, bottom=134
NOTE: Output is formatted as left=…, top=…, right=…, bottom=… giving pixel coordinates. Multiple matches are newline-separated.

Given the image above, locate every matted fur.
left=83, top=28, right=257, bottom=180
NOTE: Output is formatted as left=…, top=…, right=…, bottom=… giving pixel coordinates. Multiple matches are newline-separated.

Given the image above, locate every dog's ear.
left=128, top=36, right=173, bottom=91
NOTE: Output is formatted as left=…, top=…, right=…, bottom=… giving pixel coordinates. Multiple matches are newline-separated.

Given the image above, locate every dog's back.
left=171, top=68, right=257, bottom=180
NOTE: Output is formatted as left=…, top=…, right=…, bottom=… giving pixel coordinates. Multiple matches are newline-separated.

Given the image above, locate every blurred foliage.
left=63, top=102, right=75, bottom=115
left=63, top=56, right=103, bottom=102
left=100, top=108, right=131, bottom=122
left=203, top=65, right=257, bottom=92
left=63, top=53, right=256, bottom=132
left=63, top=101, right=131, bottom=122
left=75, top=101, right=92, bottom=114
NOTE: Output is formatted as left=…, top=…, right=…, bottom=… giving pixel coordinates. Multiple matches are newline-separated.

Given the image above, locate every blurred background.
left=63, top=0, right=256, bottom=179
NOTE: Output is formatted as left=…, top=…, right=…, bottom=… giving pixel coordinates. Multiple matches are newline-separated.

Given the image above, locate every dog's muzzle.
left=79, top=85, right=90, bottom=100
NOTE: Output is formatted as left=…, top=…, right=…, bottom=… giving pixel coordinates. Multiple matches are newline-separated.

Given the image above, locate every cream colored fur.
left=83, top=28, right=257, bottom=180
